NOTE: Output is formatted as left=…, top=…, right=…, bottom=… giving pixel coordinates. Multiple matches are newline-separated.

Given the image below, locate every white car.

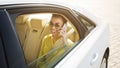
left=0, top=2, right=109, bottom=68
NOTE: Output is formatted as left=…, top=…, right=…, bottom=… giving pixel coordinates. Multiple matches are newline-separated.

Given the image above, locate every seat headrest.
left=30, top=18, right=42, bottom=29
left=16, top=15, right=28, bottom=24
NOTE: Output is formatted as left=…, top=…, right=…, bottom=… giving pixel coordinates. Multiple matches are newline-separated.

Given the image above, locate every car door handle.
left=90, top=53, right=99, bottom=65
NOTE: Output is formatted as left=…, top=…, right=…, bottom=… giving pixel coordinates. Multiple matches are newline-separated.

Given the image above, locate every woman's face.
left=49, top=17, right=64, bottom=36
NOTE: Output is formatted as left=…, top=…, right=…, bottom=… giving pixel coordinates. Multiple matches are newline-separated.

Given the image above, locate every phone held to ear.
left=60, top=24, right=68, bottom=45
left=60, top=24, right=67, bottom=36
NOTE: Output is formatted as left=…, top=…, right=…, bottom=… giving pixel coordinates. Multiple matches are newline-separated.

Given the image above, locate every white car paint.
left=56, top=20, right=109, bottom=68
left=55, top=7, right=109, bottom=67
left=0, top=1, right=109, bottom=68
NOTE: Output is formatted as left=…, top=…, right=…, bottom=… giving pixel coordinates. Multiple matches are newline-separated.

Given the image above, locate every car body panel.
left=55, top=20, right=109, bottom=68
left=0, top=2, right=109, bottom=68
left=0, top=9, right=26, bottom=68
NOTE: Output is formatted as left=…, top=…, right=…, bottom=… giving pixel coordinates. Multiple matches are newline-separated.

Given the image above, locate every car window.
left=15, top=13, right=80, bottom=68
left=80, top=17, right=95, bottom=31
left=74, top=10, right=95, bottom=32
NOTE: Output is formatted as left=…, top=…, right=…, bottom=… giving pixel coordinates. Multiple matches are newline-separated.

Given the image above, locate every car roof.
left=0, top=0, right=102, bottom=25
left=0, top=1, right=91, bottom=17
left=0, top=1, right=83, bottom=12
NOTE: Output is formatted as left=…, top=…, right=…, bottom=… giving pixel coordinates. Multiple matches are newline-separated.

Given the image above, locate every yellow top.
left=39, top=34, right=73, bottom=57
left=37, top=34, right=73, bottom=68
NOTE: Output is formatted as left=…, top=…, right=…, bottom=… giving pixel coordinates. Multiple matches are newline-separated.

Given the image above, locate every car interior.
left=15, top=13, right=80, bottom=65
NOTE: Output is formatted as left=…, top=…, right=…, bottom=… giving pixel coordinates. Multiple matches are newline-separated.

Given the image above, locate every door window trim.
left=6, top=4, right=85, bottom=67
left=7, top=5, right=83, bottom=39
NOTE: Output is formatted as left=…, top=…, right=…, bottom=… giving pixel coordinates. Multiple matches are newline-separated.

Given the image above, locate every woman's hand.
left=59, top=24, right=68, bottom=45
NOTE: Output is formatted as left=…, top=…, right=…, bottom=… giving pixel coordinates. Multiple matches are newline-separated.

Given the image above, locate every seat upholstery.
left=15, top=15, right=29, bottom=46
left=67, top=25, right=79, bottom=42
left=23, top=18, right=43, bottom=63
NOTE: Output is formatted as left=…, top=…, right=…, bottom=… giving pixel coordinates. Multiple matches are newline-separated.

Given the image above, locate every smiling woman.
left=15, top=13, right=80, bottom=68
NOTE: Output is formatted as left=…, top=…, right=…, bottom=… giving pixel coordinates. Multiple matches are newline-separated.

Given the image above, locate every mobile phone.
left=60, top=24, right=67, bottom=36
left=62, top=24, right=67, bottom=31
left=60, top=24, right=67, bottom=45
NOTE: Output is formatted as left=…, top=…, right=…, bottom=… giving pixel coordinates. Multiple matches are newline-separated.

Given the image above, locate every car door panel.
left=0, top=3, right=109, bottom=68
left=55, top=22, right=109, bottom=68
left=0, top=9, right=26, bottom=68
left=0, top=34, right=7, bottom=68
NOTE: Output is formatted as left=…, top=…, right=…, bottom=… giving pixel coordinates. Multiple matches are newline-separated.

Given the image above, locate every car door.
left=0, top=9, right=26, bottom=68
left=55, top=10, right=109, bottom=68
left=1, top=3, right=108, bottom=68
left=75, top=11, right=109, bottom=68
left=4, top=4, right=84, bottom=68
left=0, top=28, right=7, bottom=68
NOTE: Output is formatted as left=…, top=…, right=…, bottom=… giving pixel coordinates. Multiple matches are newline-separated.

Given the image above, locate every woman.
left=36, top=14, right=73, bottom=68
left=39, top=14, right=73, bottom=57
left=37, top=14, right=73, bottom=67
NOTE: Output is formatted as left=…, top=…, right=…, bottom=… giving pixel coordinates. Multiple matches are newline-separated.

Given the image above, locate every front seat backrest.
left=15, top=15, right=29, bottom=46
left=23, top=18, right=43, bottom=63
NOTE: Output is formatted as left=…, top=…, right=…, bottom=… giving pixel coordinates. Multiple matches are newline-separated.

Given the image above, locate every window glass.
left=74, top=10, right=95, bottom=31
left=15, top=13, right=80, bottom=68
left=80, top=18, right=95, bottom=31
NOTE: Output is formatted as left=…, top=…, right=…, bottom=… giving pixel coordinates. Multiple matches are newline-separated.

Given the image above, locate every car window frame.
left=6, top=3, right=84, bottom=39
left=73, top=10, right=96, bottom=36
left=5, top=3, right=86, bottom=67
